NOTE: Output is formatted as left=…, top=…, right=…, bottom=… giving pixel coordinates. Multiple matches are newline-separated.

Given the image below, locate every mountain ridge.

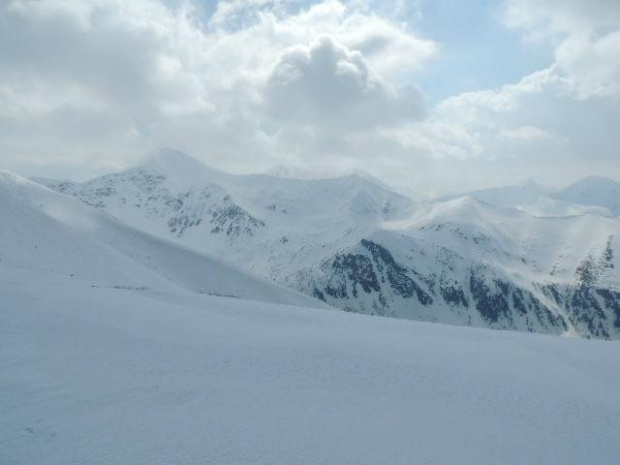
left=1, top=170, right=326, bottom=309
left=554, top=175, right=620, bottom=216
left=32, top=151, right=620, bottom=339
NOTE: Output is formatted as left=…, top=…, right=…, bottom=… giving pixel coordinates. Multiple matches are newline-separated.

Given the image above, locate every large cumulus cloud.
left=0, top=0, right=436, bottom=179
left=265, top=36, right=426, bottom=130
left=503, top=0, right=620, bottom=98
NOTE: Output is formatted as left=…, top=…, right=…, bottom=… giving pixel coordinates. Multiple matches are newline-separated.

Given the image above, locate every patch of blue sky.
left=162, top=0, right=554, bottom=103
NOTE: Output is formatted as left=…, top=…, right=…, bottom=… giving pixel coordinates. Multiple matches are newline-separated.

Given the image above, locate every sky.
left=0, top=0, right=619, bottom=195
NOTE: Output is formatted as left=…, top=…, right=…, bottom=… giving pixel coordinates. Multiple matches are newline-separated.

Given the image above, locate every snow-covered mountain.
left=264, top=164, right=322, bottom=179
left=554, top=175, right=620, bottom=217
left=36, top=149, right=620, bottom=339
left=4, top=153, right=620, bottom=463
left=440, top=179, right=614, bottom=217
left=441, top=179, right=552, bottom=206
left=266, top=164, right=426, bottom=200
left=0, top=171, right=324, bottom=308
left=40, top=148, right=413, bottom=278
left=295, top=197, right=620, bottom=337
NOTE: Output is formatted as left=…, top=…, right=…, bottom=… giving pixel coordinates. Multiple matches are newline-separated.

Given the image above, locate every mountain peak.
left=340, top=169, right=392, bottom=189
left=128, top=148, right=224, bottom=192
left=516, top=178, right=551, bottom=192
left=140, top=148, right=203, bottom=169
left=265, top=164, right=320, bottom=180
left=566, top=175, right=620, bottom=189
left=556, top=175, right=620, bottom=216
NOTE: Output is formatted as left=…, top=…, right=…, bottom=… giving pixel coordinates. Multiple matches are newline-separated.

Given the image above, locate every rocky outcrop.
left=293, top=238, right=620, bottom=339
left=65, top=169, right=265, bottom=239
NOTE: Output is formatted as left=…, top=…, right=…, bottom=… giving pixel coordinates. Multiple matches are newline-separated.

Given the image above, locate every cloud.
left=503, top=0, right=620, bottom=36
left=0, top=0, right=436, bottom=179
left=265, top=36, right=425, bottom=130
left=497, top=125, right=554, bottom=141
left=503, top=0, right=620, bottom=98
left=0, top=0, right=617, bottom=195
left=365, top=0, right=620, bottom=193
left=387, top=63, right=620, bottom=192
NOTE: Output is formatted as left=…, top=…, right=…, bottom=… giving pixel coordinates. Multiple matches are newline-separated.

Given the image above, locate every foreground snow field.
left=2, top=272, right=620, bottom=465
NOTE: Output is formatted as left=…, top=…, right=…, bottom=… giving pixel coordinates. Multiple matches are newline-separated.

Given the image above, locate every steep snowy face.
left=36, top=152, right=620, bottom=339
left=0, top=171, right=326, bottom=308
left=291, top=197, right=620, bottom=338
left=51, top=157, right=267, bottom=251
left=555, top=176, right=620, bottom=217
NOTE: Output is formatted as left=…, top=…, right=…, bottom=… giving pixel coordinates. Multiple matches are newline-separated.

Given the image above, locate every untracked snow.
left=1, top=273, right=620, bottom=465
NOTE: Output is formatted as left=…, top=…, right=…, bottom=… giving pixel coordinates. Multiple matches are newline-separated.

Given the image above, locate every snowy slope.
left=41, top=148, right=414, bottom=279
left=2, top=273, right=620, bottom=465
left=554, top=175, right=620, bottom=217
left=37, top=150, right=620, bottom=339
left=292, top=197, right=620, bottom=337
left=0, top=171, right=325, bottom=308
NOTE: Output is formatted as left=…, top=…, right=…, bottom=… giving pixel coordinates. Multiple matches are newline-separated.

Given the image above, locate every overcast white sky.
left=1, top=0, right=619, bottom=194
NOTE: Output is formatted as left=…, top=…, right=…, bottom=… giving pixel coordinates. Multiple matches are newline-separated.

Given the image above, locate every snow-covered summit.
left=439, top=179, right=551, bottom=207
left=264, top=164, right=321, bottom=180
left=442, top=177, right=617, bottom=218
left=555, top=175, right=620, bottom=216
left=1, top=170, right=325, bottom=308
left=131, top=147, right=224, bottom=191
left=140, top=147, right=200, bottom=166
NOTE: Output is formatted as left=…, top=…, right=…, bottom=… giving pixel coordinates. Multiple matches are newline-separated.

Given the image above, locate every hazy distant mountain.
left=440, top=179, right=551, bottom=205
left=36, top=149, right=620, bottom=339
left=266, top=164, right=425, bottom=200
left=554, top=176, right=620, bottom=217
left=264, top=164, right=322, bottom=179
left=441, top=179, right=614, bottom=217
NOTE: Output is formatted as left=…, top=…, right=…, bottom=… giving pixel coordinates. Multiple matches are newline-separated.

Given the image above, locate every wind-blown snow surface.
left=37, top=149, right=620, bottom=339
left=2, top=273, right=620, bottom=465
